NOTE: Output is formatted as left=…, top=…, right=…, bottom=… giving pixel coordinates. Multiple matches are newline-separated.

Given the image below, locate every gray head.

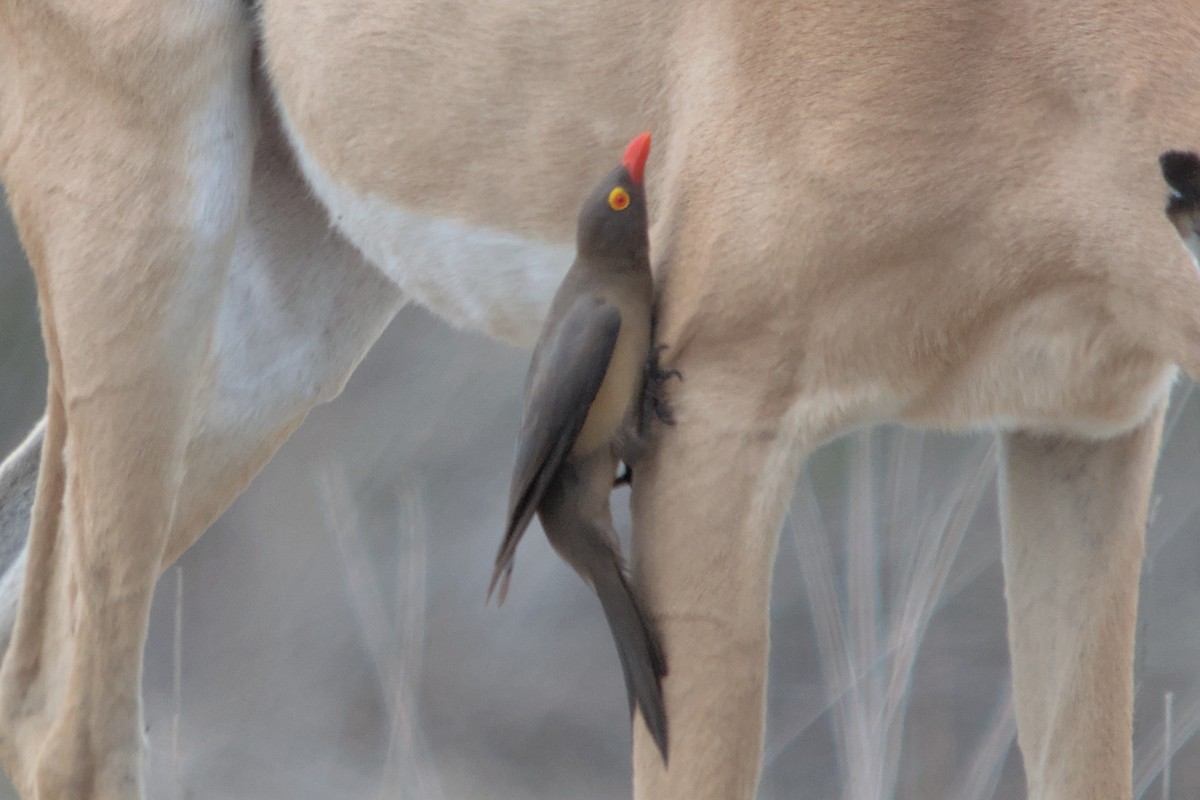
left=575, top=132, right=651, bottom=262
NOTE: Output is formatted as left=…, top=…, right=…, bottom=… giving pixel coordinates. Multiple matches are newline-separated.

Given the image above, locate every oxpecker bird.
left=489, top=132, right=670, bottom=761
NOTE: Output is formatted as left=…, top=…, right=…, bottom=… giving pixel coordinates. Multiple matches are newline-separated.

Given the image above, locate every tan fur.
left=2, top=0, right=1200, bottom=797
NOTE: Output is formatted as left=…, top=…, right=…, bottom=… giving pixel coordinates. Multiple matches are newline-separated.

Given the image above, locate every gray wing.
left=489, top=295, right=621, bottom=601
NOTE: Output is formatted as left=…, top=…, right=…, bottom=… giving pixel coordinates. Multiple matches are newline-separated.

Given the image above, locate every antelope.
left=1, top=1, right=1200, bottom=798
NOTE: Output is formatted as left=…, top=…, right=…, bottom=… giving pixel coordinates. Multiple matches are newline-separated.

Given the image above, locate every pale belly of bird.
left=571, top=317, right=649, bottom=456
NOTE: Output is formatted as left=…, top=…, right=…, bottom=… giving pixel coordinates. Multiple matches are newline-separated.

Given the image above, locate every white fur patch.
left=185, top=78, right=253, bottom=271
left=172, top=25, right=256, bottom=361
left=276, top=108, right=570, bottom=349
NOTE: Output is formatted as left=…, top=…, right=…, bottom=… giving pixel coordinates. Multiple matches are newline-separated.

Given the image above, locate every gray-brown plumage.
left=488, top=132, right=669, bottom=761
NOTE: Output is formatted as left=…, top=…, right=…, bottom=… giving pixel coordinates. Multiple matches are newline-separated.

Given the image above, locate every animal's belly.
left=899, top=316, right=1178, bottom=438
left=268, top=111, right=572, bottom=347
left=573, top=323, right=647, bottom=455
left=259, top=0, right=656, bottom=350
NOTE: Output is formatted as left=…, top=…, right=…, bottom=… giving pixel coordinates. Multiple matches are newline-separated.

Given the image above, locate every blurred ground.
left=3, top=186, right=1200, bottom=798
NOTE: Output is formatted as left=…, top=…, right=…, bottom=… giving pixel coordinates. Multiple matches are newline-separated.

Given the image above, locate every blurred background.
left=3, top=183, right=1200, bottom=799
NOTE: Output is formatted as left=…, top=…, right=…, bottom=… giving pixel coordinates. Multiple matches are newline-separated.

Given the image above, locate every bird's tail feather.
left=592, top=562, right=669, bottom=763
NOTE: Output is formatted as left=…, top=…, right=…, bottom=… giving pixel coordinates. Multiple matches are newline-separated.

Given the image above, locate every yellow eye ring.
left=608, top=186, right=631, bottom=211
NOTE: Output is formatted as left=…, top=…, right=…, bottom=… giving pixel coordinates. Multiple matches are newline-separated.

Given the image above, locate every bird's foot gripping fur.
left=642, top=343, right=682, bottom=430
left=615, top=344, right=680, bottom=487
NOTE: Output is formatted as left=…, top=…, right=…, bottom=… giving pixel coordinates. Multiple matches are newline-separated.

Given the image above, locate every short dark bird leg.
left=614, top=344, right=682, bottom=487
left=642, top=343, right=681, bottom=432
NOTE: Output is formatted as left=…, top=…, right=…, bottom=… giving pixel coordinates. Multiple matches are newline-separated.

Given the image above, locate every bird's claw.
left=642, top=343, right=680, bottom=431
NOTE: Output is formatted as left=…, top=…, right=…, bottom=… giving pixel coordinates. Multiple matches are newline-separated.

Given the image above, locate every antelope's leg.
left=0, top=3, right=254, bottom=797
left=0, top=94, right=404, bottom=617
left=1000, top=406, right=1165, bottom=800
left=628, top=360, right=811, bottom=799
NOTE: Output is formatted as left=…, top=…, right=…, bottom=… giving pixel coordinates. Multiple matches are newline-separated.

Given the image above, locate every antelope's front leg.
left=628, top=344, right=810, bottom=798
left=1000, top=406, right=1164, bottom=800
left=0, top=4, right=254, bottom=797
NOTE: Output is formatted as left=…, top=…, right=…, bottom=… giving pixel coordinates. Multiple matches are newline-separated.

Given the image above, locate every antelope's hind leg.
left=0, top=3, right=255, bottom=797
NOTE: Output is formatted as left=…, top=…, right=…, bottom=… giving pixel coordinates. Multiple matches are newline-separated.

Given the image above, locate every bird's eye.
left=608, top=187, right=630, bottom=211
